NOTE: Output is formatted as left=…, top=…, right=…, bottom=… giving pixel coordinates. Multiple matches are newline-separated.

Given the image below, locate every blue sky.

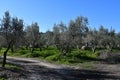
left=0, top=0, right=120, bottom=32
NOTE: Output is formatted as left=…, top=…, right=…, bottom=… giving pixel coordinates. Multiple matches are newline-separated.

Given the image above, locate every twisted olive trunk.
left=2, top=41, right=12, bottom=68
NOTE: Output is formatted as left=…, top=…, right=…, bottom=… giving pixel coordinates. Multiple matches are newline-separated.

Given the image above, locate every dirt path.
left=4, top=57, right=120, bottom=80
left=6, top=57, right=68, bottom=80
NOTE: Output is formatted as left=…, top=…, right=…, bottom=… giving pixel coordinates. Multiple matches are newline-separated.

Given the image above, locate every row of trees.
left=51, top=20, right=117, bottom=54
left=0, top=11, right=120, bottom=67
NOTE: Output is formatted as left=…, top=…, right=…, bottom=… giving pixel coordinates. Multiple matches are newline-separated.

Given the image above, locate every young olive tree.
left=25, top=22, right=40, bottom=53
left=44, top=30, right=54, bottom=48
left=53, top=22, right=71, bottom=55
left=98, top=26, right=115, bottom=51
left=83, top=28, right=99, bottom=53
left=0, top=11, right=24, bottom=67
left=68, top=16, right=88, bottom=50
left=10, top=17, right=24, bottom=52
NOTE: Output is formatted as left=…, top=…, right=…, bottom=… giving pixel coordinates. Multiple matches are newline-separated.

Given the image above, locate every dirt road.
left=1, top=56, right=120, bottom=80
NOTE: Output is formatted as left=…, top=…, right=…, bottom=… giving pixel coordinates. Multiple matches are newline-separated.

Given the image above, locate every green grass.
left=6, top=64, right=19, bottom=69
left=1, top=46, right=120, bottom=66
left=0, top=62, right=20, bottom=69
left=0, top=47, right=98, bottom=65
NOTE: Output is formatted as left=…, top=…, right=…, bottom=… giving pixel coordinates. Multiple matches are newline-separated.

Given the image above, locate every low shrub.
left=18, top=50, right=28, bottom=55
left=39, top=50, right=58, bottom=58
left=30, top=52, right=41, bottom=57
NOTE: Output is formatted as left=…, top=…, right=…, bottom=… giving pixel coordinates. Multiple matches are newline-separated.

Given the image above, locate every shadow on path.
left=2, top=57, right=119, bottom=80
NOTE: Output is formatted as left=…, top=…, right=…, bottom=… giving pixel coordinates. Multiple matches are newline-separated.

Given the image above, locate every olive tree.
left=44, top=30, right=54, bottom=48
left=53, top=22, right=71, bottom=55
left=25, top=22, right=40, bottom=53
left=82, top=28, right=99, bottom=52
left=68, top=16, right=88, bottom=50
left=98, top=26, right=115, bottom=51
left=0, top=11, right=24, bottom=67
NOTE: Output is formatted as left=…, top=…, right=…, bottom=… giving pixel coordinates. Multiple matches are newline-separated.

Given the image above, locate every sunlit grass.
left=1, top=46, right=120, bottom=66
left=0, top=62, right=20, bottom=70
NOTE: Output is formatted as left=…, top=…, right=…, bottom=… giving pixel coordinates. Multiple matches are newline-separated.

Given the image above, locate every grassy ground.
left=0, top=46, right=120, bottom=68
left=0, top=47, right=120, bottom=80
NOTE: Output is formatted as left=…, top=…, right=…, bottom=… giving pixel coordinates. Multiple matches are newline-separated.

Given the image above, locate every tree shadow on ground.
left=0, top=66, right=28, bottom=79
left=26, top=65, right=120, bottom=80
left=56, top=68, right=120, bottom=80
left=0, top=57, right=120, bottom=80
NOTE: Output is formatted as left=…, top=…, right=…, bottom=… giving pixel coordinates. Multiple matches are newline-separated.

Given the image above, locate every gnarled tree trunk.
left=2, top=42, right=11, bottom=67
